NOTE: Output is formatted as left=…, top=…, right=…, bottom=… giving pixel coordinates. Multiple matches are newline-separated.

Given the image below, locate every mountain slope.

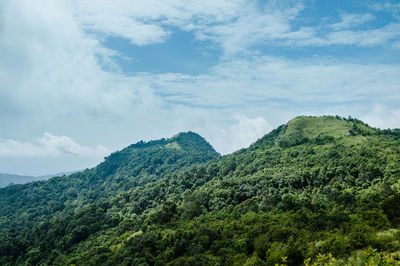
left=1, top=116, right=400, bottom=265
left=0, top=131, right=219, bottom=264
left=60, top=116, right=400, bottom=265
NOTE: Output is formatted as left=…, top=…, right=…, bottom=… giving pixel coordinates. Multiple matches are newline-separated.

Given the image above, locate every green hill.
left=1, top=116, right=400, bottom=265
left=0, top=131, right=219, bottom=264
left=277, top=115, right=377, bottom=147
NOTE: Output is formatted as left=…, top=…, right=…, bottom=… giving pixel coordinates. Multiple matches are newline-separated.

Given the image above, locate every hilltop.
left=1, top=116, right=400, bottom=265
left=0, top=131, right=219, bottom=263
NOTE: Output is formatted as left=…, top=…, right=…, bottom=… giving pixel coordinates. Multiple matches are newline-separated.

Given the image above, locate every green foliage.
left=1, top=116, right=400, bottom=265
left=0, top=132, right=219, bottom=264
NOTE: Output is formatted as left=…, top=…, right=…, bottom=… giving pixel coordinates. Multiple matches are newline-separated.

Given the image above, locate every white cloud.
left=193, top=1, right=305, bottom=55
left=70, top=0, right=311, bottom=54
left=331, top=13, right=375, bottom=30
left=72, top=0, right=245, bottom=46
left=140, top=56, right=400, bottom=108
left=1, top=0, right=399, bottom=151
left=229, top=115, right=273, bottom=150
left=198, top=115, right=273, bottom=154
left=282, top=22, right=400, bottom=47
left=362, top=105, right=400, bottom=129
left=324, top=23, right=400, bottom=46
left=0, top=0, right=164, bottom=137
left=370, top=2, right=400, bottom=13
left=0, top=133, right=110, bottom=157
left=13, top=0, right=394, bottom=57
left=1, top=0, right=400, bottom=174
left=75, top=4, right=169, bottom=46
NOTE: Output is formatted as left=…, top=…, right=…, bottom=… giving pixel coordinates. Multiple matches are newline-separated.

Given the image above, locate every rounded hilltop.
left=276, top=115, right=378, bottom=148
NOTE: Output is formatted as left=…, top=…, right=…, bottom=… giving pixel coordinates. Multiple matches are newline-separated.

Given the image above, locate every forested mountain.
left=0, top=131, right=219, bottom=264
left=1, top=116, right=400, bottom=265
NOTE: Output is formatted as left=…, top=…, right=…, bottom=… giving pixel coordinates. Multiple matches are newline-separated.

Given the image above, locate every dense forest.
left=1, top=116, right=400, bottom=265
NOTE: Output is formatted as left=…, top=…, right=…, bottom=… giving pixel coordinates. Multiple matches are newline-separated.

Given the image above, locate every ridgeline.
left=1, top=116, right=400, bottom=265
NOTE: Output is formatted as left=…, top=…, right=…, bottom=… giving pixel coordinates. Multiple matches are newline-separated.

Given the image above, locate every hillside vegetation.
left=1, top=116, right=400, bottom=265
left=0, top=132, right=219, bottom=264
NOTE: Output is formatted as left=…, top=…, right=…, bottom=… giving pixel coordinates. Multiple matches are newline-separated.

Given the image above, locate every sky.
left=0, top=0, right=400, bottom=176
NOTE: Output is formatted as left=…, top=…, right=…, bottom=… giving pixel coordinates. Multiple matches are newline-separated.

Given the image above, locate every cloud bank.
left=0, top=133, right=109, bottom=157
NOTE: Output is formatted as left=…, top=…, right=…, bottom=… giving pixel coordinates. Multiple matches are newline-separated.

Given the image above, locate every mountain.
left=0, top=171, right=79, bottom=188
left=0, top=131, right=219, bottom=264
left=1, top=117, right=400, bottom=265
left=0, top=173, right=38, bottom=188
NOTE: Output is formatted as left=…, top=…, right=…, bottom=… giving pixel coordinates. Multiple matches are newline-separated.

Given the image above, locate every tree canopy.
left=1, top=116, right=400, bottom=265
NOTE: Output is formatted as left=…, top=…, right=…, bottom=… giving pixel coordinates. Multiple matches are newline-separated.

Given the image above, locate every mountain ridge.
left=1, top=115, right=400, bottom=265
left=0, top=173, right=38, bottom=188
left=0, top=171, right=80, bottom=188
left=0, top=131, right=220, bottom=262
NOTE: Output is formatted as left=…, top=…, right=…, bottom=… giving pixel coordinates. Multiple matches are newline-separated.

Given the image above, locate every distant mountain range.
left=0, top=171, right=79, bottom=188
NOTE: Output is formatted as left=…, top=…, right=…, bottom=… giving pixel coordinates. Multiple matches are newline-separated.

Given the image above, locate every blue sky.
left=104, top=31, right=220, bottom=74
left=0, top=0, right=400, bottom=175
left=104, top=0, right=400, bottom=73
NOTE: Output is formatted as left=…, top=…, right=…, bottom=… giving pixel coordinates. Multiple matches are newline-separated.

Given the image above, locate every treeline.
left=0, top=132, right=219, bottom=265
left=1, top=116, right=400, bottom=265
